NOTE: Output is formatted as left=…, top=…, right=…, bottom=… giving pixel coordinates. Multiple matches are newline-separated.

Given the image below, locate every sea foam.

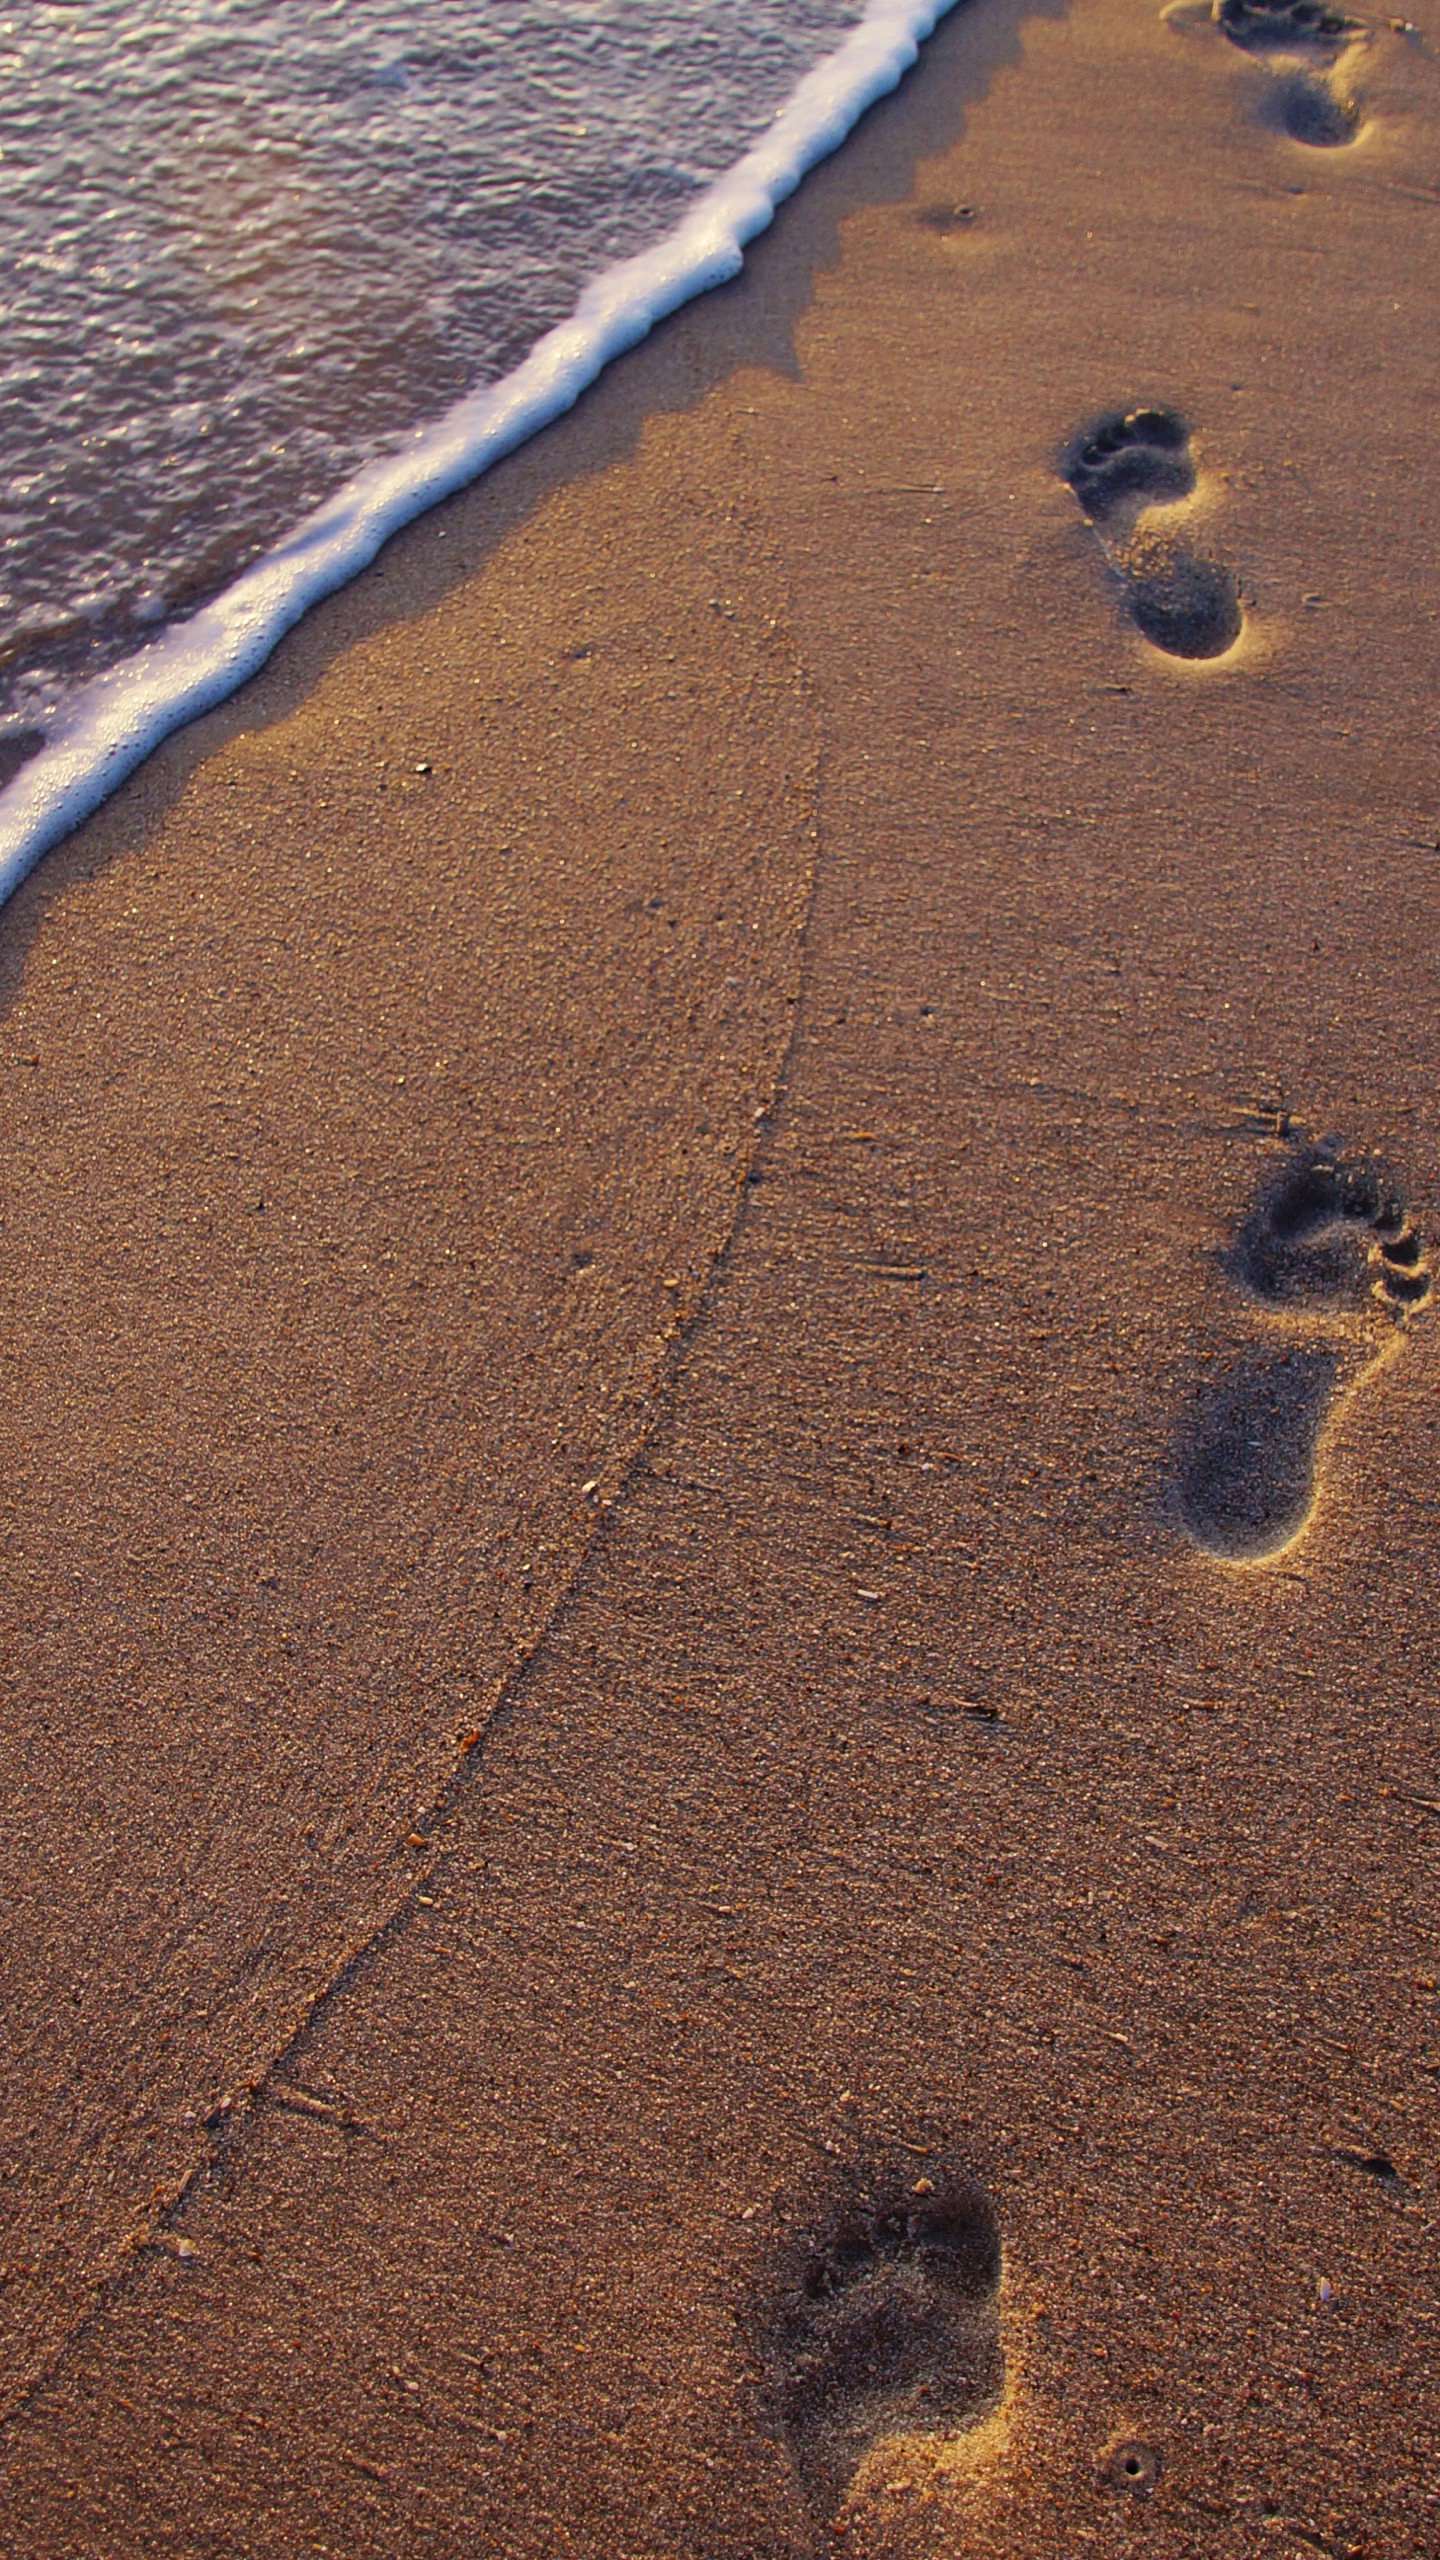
left=0, top=0, right=957, bottom=907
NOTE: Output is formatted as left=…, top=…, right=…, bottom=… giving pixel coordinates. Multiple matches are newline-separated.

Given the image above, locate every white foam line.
left=0, top=0, right=959, bottom=907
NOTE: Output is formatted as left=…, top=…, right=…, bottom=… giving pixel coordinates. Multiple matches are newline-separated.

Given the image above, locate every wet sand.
left=2, top=0, right=1439, bottom=2550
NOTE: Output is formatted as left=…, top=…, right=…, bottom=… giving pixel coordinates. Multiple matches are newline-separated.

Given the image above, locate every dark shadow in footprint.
left=1214, top=0, right=1366, bottom=141
left=762, top=2162, right=1004, bottom=2515
left=1064, top=406, right=1194, bottom=521
left=1217, top=0, right=1359, bottom=61
left=1062, top=406, right=1242, bottom=661
left=1259, top=61, right=1362, bottom=138
left=1126, top=542, right=1243, bottom=658
left=1177, top=1342, right=1341, bottom=1558
left=1229, top=1143, right=1428, bottom=1313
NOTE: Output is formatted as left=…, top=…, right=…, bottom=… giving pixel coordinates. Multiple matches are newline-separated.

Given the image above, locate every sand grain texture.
left=1, top=0, right=1439, bottom=2550
left=0, top=419, right=818, bottom=2411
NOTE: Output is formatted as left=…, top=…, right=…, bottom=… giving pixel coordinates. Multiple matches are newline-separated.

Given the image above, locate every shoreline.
left=0, top=0, right=959, bottom=909
left=2, top=0, right=1439, bottom=2548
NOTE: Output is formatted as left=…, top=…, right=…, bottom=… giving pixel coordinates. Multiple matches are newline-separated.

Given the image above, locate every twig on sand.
left=269, top=2079, right=374, bottom=2134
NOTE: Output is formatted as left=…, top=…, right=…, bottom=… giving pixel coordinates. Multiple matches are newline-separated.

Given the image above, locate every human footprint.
left=1175, top=1142, right=1430, bottom=1562
left=1061, top=406, right=1243, bottom=661
left=761, top=2160, right=1006, bottom=2520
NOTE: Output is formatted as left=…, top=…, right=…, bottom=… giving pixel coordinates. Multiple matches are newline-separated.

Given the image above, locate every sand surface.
left=2, top=0, right=1439, bottom=2550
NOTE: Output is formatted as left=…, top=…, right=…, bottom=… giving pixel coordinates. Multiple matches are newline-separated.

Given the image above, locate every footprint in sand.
left=763, top=2163, right=1005, bottom=2519
left=1167, top=0, right=1369, bottom=147
left=1175, top=1143, right=1431, bottom=1563
left=1062, top=407, right=1243, bottom=661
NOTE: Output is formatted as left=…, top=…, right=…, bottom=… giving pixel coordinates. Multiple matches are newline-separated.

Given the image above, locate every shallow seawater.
left=0, top=0, right=868, bottom=772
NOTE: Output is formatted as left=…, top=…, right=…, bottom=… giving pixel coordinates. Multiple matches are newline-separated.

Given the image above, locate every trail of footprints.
left=1, top=0, right=1412, bottom=2542
left=1177, top=1145, right=1432, bottom=1562
left=1067, top=0, right=1391, bottom=646
left=752, top=6, right=1420, bottom=2542
left=754, top=1178, right=1431, bottom=2536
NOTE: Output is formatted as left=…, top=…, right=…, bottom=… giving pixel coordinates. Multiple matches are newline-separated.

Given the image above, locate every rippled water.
left=1, top=0, right=868, bottom=774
